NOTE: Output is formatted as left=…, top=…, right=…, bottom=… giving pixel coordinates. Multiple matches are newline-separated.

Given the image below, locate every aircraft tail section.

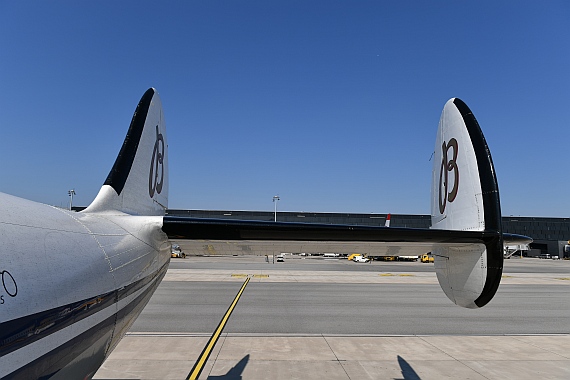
left=430, top=98, right=503, bottom=308
left=84, top=88, right=168, bottom=216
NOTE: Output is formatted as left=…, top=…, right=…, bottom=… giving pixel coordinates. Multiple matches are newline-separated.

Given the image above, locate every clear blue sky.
left=1, top=1, right=569, bottom=217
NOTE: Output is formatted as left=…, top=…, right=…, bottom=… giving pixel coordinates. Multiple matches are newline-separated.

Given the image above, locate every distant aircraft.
left=0, top=89, right=531, bottom=379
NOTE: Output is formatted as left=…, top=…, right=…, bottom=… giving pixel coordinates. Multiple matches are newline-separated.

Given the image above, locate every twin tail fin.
left=83, top=88, right=168, bottom=216
left=430, top=98, right=503, bottom=308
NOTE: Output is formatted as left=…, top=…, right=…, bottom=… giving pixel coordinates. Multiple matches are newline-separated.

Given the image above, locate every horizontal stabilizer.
left=164, top=217, right=496, bottom=244
left=163, top=217, right=529, bottom=263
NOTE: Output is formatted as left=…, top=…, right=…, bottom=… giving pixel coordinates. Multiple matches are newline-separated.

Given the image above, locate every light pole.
left=272, top=195, right=280, bottom=264
left=68, top=189, right=76, bottom=211
left=272, top=195, right=280, bottom=222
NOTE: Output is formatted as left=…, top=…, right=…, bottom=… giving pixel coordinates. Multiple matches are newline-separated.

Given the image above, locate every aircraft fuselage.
left=0, top=192, right=170, bottom=379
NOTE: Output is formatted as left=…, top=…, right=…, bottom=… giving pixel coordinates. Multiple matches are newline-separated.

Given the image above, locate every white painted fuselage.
left=0, top=193, right=169, bottom=379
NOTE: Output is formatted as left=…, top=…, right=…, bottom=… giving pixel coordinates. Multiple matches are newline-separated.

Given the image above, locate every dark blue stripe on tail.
left=453, top=98, right=504, bottom=308
left=104, top=88, right=155, bottom=195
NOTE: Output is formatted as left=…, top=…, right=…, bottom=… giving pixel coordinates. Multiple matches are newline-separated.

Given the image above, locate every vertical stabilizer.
left=431, top=98, right=503, bottom=308
left=84, top=88, right=168, bottom=216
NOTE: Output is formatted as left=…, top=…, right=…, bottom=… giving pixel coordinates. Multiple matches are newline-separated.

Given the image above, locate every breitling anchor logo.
left=149, top=125, right=164, bottom=198
left=438, top=138, right=459, bottom=214
left=1, top=269, right=17, bottom=304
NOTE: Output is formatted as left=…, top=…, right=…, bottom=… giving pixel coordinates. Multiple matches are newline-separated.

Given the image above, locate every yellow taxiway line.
left=186, top=276, right=250, bottom=380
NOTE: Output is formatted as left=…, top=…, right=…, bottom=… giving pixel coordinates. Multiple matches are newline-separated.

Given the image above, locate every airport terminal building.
left=167, top=210, right=570, bottom=258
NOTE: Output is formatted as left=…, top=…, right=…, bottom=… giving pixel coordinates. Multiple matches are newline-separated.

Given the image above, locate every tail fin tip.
left=84, top=88, right=168, bottom=216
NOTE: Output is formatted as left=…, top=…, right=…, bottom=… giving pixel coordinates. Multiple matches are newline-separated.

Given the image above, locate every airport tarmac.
left=94, top=256, right=570, bottom=379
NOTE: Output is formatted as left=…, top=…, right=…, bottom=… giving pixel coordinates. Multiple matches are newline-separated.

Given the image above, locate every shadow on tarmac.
left=203, top=354, right=418, bottom=380
left=396, top=355, right=421, bottom=380
left=207, top=354, right=250, bottom=380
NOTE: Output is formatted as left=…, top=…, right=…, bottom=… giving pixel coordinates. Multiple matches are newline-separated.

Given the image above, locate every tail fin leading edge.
left=431, top=98, right=503, bottom=308
left=84, top=88, right=168, bottom=216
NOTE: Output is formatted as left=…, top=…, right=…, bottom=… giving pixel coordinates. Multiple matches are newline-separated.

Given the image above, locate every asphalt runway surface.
left=131, top=281, right=569, bottom=335
left=95, top=256, right=570, bottom=379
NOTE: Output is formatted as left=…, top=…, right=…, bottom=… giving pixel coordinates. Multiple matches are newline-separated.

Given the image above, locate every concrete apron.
left=94, top=333, right=570, bottom=380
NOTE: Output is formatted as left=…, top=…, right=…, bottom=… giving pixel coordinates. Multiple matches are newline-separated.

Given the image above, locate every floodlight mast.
left=68, top=189, right=76, bottom=210
left=273, top=195, right=280, bottom=222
